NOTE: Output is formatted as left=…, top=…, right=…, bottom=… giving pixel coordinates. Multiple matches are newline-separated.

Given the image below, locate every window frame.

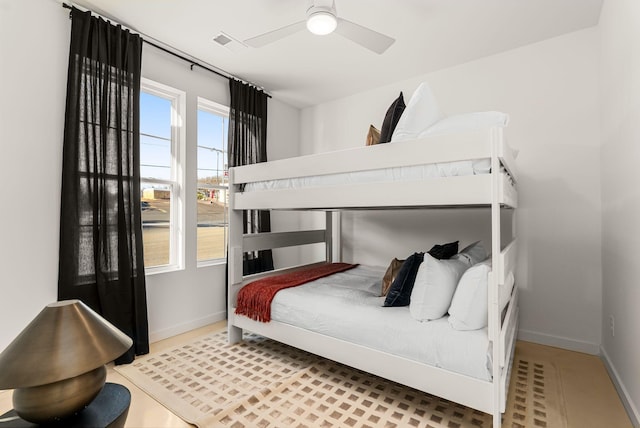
left=196, top=97, right=229, bottom=267
left=140, top=78, right=186, bottom=275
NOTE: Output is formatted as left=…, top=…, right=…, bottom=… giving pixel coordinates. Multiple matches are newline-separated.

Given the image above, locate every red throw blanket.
left=235, top=263, right=358, bottom=322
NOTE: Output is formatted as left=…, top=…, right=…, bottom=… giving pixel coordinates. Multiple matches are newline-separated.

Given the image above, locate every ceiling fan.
left=243, top=0, right=395, bottom=54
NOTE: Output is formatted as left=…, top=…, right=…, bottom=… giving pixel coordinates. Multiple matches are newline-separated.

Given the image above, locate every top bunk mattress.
left=244, top=158, right=491, bottom=192
left=230, top=127, right=517, bottom=210
left=267, top=265, right=492, bottom=381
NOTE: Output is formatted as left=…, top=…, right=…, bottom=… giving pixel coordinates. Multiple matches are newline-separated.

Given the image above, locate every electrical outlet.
left=609, top=315, right=615, bottom=337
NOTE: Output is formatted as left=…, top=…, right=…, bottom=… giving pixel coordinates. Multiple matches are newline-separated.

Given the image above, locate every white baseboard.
left=518, top=329, right=600, bottom=355
left=149, top=310, right=226, bottom=343
left=601, top=346, right=640, bottom=428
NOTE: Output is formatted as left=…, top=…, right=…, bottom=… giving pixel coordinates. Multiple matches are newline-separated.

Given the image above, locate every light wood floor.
left=0, top=322, right=632, bottom=427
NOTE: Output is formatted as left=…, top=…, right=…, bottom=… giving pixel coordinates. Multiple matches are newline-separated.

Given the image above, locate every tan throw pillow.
left=381, top=258, right=404, bottom=296
left=366, top=124, right=381, bottom=146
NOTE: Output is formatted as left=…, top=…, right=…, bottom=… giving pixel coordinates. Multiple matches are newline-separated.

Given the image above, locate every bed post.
left=490, top=132, right=502, bottom=428
left=227, top=169, right=243, bottom=344
left=334, top=212, right=342, bottom=262
left=325, top=211, right=333, bottom=263
left=324, top=211, right=342, bottom=263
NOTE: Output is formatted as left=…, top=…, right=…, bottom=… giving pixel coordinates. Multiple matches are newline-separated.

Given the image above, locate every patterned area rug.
left=115, top=331, right=567, bottom=428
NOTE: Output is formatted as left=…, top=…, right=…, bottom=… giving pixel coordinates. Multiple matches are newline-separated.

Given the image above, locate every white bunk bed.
left=227, top=127, right=518, bottom=427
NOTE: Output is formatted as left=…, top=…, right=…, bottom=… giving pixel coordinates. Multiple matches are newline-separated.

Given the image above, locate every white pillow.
left=452, top=241, right=487, bottom=266
left=448, top=259, right=515, bottom=331
left=448, top=260, right=491, bottom=330
left=418, top=111, right=509, bottom=139
left=409, top=254, right=468, bottom=321
left=390, top=82, right=443, bottom=142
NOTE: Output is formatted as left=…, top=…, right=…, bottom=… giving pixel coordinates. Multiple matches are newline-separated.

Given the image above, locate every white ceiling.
left=67, top=0, right=603, bottom=108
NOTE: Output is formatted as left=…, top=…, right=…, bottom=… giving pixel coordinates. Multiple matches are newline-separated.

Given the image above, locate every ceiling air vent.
left=212, top=32, right=247, bottom=53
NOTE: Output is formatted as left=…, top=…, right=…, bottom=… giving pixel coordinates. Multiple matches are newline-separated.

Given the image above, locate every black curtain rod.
left=144, top=38, right=229, bottom=81
left=61, top=2, right=271, bottom=98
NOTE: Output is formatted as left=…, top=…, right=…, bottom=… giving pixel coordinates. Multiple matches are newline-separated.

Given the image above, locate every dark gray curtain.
left=58, top=7, right=149, bottom=364
left=228, top=79, right=274, bottom=275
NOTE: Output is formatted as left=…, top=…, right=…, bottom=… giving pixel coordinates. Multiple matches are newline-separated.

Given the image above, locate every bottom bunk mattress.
left=261, top=264, right=492, bottom=381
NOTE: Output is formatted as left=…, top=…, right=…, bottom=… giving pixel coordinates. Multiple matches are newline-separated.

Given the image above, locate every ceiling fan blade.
left=334, top=18, right=395, bottom=54
left=244, top=21, right=307, bottom=48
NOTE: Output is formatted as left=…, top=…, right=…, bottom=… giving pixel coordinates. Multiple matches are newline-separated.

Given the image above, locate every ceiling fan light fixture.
left=245, top=0, right=395, bottom=54
left=306, top=10, right=337, bottom=35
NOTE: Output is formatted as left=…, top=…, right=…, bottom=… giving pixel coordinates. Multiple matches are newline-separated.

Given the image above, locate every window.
left=197, top=98, right=229, bottom=264
left=139, top=79, right=185, bottom=273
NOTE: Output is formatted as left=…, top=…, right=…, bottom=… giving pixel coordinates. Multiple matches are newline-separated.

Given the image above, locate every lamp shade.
left=0, top=300, right=133, bottom=389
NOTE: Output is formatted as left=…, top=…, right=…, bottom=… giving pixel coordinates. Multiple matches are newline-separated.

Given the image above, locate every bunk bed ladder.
left=227, top=174, right=340, bottom=343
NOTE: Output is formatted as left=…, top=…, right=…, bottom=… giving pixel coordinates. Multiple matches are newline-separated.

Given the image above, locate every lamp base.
left=0, top=383, right=130, bottom=428
left=12, top=365, right=106, bottom=424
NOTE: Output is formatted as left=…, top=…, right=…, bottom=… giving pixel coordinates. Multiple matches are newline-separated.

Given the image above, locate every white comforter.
left=270, top=265, right=493, bottom=381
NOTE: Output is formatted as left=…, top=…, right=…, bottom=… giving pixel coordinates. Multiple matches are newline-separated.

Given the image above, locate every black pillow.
left=427, top=240, right=459, bottom=260
left=379, top=92, right=406, bottom=143
left=383, top=252, right=424, bottom=307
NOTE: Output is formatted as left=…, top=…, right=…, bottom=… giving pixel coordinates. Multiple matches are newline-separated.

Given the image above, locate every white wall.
left=301, top=28, right=603, bottom=354
left=0, top=0, right=300, bottom=350
left=599, top=0, right=640, bottom=424
left=0, top=0, right=68, bottom=350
